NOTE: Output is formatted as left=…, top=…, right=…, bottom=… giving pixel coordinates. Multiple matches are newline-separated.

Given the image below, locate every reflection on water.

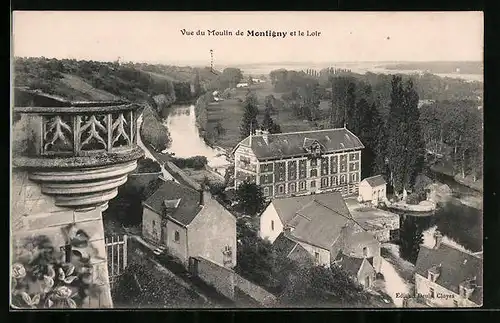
left=397, top=200, right=482, bottom=263
left=162, top=105, right=231, bottom=175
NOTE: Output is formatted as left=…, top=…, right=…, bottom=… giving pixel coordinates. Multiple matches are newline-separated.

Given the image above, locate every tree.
left=136, top=157, right=161, bottom=173
left=221, top=67, right=243, bottom=88
left=262, top=107, right=282, bottom=134
left=399, top=215, right=425, bottom=264
left=385, top=76, right=425, bottom=197
left=193, top=70, right=202, bottom=96
left=240, top=91, right=259, bottom=139
left=278, top=264, right=371, bottom=307
left=345, top=82, right=358, bottom=132
left=235, top=181, right=266, bottom=216
left=214, top=121, right=226, bottom=138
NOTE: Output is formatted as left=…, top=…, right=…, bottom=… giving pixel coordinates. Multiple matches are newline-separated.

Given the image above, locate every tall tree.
left=345, top=82, right=358, bottom=132
left=240, top=91, right=259, bottom=139
left=193, top=70, right=202, bottom=96
left=262, top=108, right=282, bottom=134
left=386, top=76, right=425, bottom=197
left=235, top=181, right=266, bottom=217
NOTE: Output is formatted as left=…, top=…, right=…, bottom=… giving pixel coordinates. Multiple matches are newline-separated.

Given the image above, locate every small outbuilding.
left=358, top=175, right=387, bottom=206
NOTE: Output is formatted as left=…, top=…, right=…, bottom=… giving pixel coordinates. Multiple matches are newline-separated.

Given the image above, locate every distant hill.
left=13, top=57, right=219, bottom=103
left=380, top=61, right=483, bottom=75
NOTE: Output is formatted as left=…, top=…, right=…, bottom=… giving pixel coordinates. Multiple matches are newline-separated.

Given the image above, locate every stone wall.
left=194, top=256, right=235, bottom=299
left=11, top=169, right=113, bottom=308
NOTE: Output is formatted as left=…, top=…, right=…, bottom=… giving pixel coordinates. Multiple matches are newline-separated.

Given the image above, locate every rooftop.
left=233, top=128, right=364, bottom=161
left=362, top=175, right=387, bottom=187
left=271, top=192, right=355, bottom=250
left=143, top=181, right=203, bottom=226
left=415, top=243, right=483, bottom=305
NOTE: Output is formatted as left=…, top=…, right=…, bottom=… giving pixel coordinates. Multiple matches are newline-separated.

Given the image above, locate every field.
left=205, top=82, right=326, bottom=151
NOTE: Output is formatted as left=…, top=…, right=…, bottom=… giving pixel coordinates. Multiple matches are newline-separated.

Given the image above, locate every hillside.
left=13, top=57, right=219, bottom=152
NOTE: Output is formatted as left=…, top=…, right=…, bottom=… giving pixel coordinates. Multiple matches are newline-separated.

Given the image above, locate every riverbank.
left=428, top=163, right=483, bottom=193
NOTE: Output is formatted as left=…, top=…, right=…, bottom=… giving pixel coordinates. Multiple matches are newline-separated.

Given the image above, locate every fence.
left=105, top=235, right=128, bottom=287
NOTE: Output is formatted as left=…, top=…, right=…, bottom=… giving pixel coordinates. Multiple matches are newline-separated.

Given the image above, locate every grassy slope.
left=205, top=82, right=329, bottom=150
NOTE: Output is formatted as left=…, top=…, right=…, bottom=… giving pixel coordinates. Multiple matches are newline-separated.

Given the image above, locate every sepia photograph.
left=10, top=11, right=483, bottom=309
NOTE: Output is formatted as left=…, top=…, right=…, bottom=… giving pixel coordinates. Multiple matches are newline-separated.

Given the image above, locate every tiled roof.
left=143, top=181, right=202, bottom=226
left=272, top=191, right=352, bottom=227
left=343, top=230, right=378, bottom=247
left=415, top=244, right=483, bottom=305
left=234, top=128, right=364, bottom=160
left=271, top=192, right=354, bottom=250
left=273, top=233, right=312, bottom=265
left=362, top=175, right=387, bottom=187
left=333, top=253, right=364, bottom=277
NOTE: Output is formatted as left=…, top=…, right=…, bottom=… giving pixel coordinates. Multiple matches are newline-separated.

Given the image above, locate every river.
left=396, top=168, right=483, bottom=257
left=161, top=104, right=231, bottom=176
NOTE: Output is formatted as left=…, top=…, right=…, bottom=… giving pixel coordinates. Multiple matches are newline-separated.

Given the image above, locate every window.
left=278, top=185, right=285, bottom=194
left=310, top=180, right=316, bottom=188
left=331, top=176, right=338, bottom=186
left=271, top=220, right=274, bottom=231
left=310, top=169, right=317, bottom=177
left=362, top=247, right=368, bottom=257
left=289, top=183, right=296, bottom=193
left=263, top=187, right=270, bottom=196
left=299, top=181, right=306, bottom=191
left=152, top=220, right=156, bottom=227
left=310, top=159, right=317, bottom=167
left=340, top=175, right=346, bottom=184
left=340, top=164, right=346, bottom=172
left=321, top=177, right=329, bottom=188
left=314, top=252, right=320, bottom=263
left=453, top=300, right=459, bottom=307
left=429, top=287, right=435, bottom=298
left=174, top=231, right=180, bottom=242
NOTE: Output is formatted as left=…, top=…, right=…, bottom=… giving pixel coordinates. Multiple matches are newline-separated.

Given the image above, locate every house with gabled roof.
left=231, top=128, right=364, bottom=198
left=414, top=231, right=483, bottom=307
left=259, top=191, right=382, bottom=283
left=142, top=180, right=237, bottom=268
left=332, top=251, right=377, bottom=289
left=358, top=175, right=387, bottom=205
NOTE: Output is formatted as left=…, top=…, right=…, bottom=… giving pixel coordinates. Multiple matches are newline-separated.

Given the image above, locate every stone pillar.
left=11, top=169, right=113, bottom=308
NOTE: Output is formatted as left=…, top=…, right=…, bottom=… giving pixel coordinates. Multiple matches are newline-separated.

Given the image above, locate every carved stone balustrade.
left=12, top=88, right=145, bottom=211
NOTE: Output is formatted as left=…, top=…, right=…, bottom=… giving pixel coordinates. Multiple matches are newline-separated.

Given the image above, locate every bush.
left=406, top=192, right=421, bottom=205
left=136, top=157, right=161, bottom=173
left=171, top=156, right=208, bottom=170
left=140, top=106, right=171, bottom=151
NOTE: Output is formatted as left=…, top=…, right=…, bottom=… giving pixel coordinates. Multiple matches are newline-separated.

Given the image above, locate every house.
left=232, top=128, right=364, bottom=198
left=142, top=181, right=237, bottom=268
left=333, top=252, right=376, bottom=289
left=414, top=231, right=483, bottom=307
left=259, top=191, right=382, bottom=278
left=358, top=175, right=387, bottom=205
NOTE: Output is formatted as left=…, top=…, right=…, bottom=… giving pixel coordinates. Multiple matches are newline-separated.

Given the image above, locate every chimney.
left=434, top=230, right=443, bottom=249
left=198, top=189, right=204, bottom=206
left=262, top=130, right=269, bottom=145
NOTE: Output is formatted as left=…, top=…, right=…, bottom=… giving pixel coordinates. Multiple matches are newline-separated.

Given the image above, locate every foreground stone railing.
left=12, top=91, right=145, bottom=211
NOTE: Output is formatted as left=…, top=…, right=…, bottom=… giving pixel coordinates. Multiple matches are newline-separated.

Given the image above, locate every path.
left=137, top=113, right=176, bottom=182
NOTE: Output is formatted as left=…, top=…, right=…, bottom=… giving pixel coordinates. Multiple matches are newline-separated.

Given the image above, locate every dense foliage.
left=235, top=223, right=375, bottom=307
left=171, top=156, right=208, bottom=170
left=208, top=68, right=244, bottom=90
left=140, top=106, right=171, bottom=152
left=239, top=90, right=260, bottom=139
left=235, top=181, right=266, bottom=217
left=385, top=76, right=425, bottom=196
left=419, top=100, right=482, bottom=180
left=105, top=178, right=164, bottom=227
left=112, top=257, right=204, bottom=308
left=135, top=157, right=162, bottom=173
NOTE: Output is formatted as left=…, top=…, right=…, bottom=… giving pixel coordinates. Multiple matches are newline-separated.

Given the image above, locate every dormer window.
left=428, top=272, right=437, bottom=282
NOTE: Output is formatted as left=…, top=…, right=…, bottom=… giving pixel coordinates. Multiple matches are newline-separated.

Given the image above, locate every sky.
left=12, top=11, right=483, bottom=65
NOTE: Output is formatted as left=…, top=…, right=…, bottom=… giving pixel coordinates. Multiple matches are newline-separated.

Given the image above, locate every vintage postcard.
left=10, top=11, right=483, bottom=309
